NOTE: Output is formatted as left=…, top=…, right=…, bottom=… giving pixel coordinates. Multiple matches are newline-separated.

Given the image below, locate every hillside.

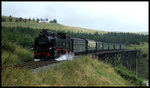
left=2, top=16, right=107, bottom=34
left=2, top=16, right=147, bottom=86
left=2, top=56, right=142, bottom=86
left=2, top=16, right=148, bottom=35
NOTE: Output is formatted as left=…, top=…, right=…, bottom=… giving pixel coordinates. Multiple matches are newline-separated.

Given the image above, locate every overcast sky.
left=2, top=1, right=148, bottom=32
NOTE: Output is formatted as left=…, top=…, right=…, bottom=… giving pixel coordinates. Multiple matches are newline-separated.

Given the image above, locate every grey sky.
left=2, top=1, right=148, bottom=32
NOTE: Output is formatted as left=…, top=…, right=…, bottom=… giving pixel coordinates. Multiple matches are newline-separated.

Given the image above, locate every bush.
left=115, top=65, right=146, bottom=86
left=2, top=26, right=39, bottom=49
left=142, top=53, right=147, bottom=58
left=2, top=40, right=33, bottom=66
left=2, top=40, right=16, bottom=52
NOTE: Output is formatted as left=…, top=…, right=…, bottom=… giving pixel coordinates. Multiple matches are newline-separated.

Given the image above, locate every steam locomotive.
left=34, top=29, right=124, bottom=60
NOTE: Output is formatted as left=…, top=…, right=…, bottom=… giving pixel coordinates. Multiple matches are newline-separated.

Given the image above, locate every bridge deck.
left=95, top=49, right=140, bottom=55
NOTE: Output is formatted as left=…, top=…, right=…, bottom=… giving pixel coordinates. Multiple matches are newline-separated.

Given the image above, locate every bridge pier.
left=94, top=50, right=140, bottom=71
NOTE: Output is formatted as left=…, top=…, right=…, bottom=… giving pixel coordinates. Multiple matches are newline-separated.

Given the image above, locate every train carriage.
left=120, top=44, right=125, bottom=50
left=108, top=43, right=115, bottom=50
left=102, top=42, right=109, bottom=50
left=115, top=43, right=120, bottom=50
left=71, top=38, right=86, bottom=54
left=86, top=39, right=96, bottom=52
left=96, top=41, right=103, bottom=51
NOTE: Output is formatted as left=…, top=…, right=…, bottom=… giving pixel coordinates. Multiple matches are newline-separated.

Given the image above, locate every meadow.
left=2, top=22, right=107, bottom=34
left=2, top=56, right=146, bottom=86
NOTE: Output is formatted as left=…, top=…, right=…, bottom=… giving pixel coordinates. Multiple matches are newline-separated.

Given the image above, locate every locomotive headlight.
left=49, top=47, right=51, bottom=50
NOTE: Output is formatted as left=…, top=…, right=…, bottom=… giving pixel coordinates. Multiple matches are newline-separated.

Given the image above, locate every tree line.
left=2, top=26, right=148, bottom=50
left=1, top=15, right=57, bottom=23
left=2, top=15, right=148, bottom=46
left=66, top=31, right=148, bottom=45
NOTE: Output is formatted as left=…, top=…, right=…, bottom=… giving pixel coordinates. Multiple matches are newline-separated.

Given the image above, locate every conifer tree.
left=9, top=15, right=12, bottom=22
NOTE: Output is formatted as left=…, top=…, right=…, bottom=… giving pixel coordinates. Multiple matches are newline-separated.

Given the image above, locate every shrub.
left=2, top=40, right=33, bottom=66
left=115, top=65, right=146, bottom=86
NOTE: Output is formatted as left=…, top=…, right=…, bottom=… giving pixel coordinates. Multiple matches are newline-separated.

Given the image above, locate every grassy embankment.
left=1, top=40, right=146, bottom=86
left=3, top=56, right=144, bottom=87
left=1, top=37, right=145, bottom=86
left=2, top=40, right=33, bottom=66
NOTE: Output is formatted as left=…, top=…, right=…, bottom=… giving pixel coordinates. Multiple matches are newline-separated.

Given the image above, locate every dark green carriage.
left=102, top=43, right=109, bottom=50
left=115, top=43, right=120, bottom=50
left=108, top=43, right=115, bottom=50
left=87, top=39, right=96, bottom=52
left=96, top=41, right=103, bottom=51
left=120, top=44, right=125, bottom=49
left=71, top=38, right=86, bottom=53
left=55, top=39, right=70, bottom=49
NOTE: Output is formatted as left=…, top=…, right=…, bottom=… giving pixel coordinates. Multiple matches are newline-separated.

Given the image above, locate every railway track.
left=2, top=59, right=61, bottom=70
left=2, top=49, right=140, bottom=70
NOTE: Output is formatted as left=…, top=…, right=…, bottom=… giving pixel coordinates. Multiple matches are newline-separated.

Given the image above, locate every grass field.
left=2, top=22, right=107, bottom=34
left=2, top=56, right=140, bottom=87
left=2, top=16, right=107, bottom=34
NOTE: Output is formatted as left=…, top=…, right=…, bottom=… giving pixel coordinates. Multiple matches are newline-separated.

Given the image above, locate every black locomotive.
left=34, top=29, right=124, bottom=60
